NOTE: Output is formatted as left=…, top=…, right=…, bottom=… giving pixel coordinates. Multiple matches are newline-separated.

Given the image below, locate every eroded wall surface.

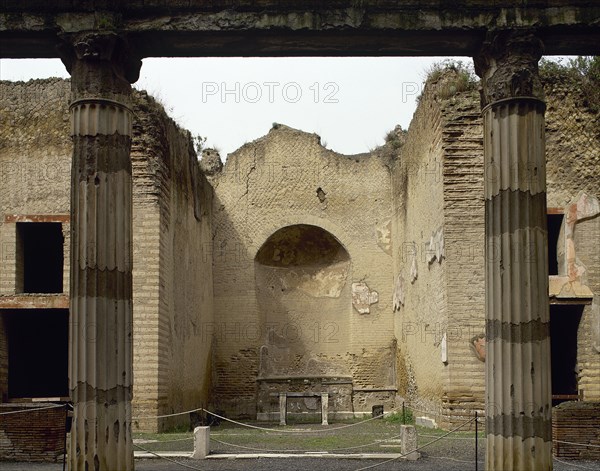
left=545, top=74, right=600, bottom=402
left=0, top=80, right=214, bottom=433
left=130, top=90, right=214, bottom=432
left=391, top=77, right=450, bottom=423
left=0, top=79, right=71, bottom=406
left=391, top=68, right=600, bottom=427
left=209, top=125, right=395, bottom=418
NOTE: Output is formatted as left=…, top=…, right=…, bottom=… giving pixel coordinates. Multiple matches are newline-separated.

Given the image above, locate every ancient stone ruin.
left=1, top=2, right=599, bottom=470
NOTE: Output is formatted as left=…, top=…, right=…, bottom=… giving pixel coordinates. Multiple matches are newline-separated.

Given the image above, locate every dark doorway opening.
left=547, top=214, right=564, bottom=276
left=550, top=304, right=584, bottom=406
left=17, top=222, right=64, bottom=293
left=5, top=309, right=69, bottom=398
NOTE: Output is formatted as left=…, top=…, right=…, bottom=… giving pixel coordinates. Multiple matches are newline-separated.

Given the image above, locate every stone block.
left=400, top=424, right=420, bottom=460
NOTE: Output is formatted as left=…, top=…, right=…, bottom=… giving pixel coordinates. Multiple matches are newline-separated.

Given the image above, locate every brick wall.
left=210, top=125, right=395, bottom=417
left=0, top=403, right=66, bottom=462
left=391, top=67, right=600, bottom=428
left=131, top=91, right=214, bottom=432
left=552, top=401, right=600, bottom=459
left=0, top=80, right=215, bottom=435
left=390, top=74, right=448, bottom=422
left=544, top=73, right=600, bottom=403
left=0, top=79, right=71, bottom=297
left=439, top=84, right=486, bottom=426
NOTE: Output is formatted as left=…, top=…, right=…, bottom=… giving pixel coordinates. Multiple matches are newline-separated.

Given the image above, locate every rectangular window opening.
left=16, top=222, right=64, bottom=294
left=5, top=309, right=69, bottom=399
left=547, top=214, right=564, bottom=276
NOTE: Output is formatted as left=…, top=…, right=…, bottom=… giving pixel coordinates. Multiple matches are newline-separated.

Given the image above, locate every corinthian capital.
left=59, top=31, right=142, bottom=86
left=474, top=30, right=545, bottom=107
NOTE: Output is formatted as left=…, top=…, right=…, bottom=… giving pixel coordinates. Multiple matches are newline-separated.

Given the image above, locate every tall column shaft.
left=61, top=32, right=141, bottom=471
left=475, top=31, right=552, bottom=471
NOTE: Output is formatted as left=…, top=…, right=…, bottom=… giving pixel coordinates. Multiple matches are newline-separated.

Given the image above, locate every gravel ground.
left=1, top=456, right=599, bottom=471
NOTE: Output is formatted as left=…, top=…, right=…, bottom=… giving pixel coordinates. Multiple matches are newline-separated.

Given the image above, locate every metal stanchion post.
left=475, top=411, right=478, bottom=471
left=63, top=403, right=68, bottom=471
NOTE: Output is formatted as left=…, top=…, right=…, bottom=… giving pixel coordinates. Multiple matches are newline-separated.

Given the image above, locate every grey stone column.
left=475, top=31, right=552, bottom=471
left=60, top=32, right=141, bottom=471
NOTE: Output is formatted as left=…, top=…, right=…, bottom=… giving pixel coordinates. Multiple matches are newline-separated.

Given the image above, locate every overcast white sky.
left=0, top=56, right=567, bottom=158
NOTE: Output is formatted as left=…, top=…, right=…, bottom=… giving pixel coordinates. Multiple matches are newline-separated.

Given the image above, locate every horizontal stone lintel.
left=0, top=294, right=69, bottom=309
left=486, top=318, right=549, bottom=343
left=4, top=214, right=70, bottom=223
left=2, top=5, right=600, bottom=58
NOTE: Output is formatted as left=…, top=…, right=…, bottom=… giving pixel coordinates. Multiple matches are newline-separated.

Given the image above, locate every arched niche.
left=254, top=224, right=352, bottom=378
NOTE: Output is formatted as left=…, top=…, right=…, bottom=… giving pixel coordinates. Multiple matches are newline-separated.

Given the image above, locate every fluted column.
left=475, top=31, right=552, bottom=471
left=60, top=32, right=141, bottom=471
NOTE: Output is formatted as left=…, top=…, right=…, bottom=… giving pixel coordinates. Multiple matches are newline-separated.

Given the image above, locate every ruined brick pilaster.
left=475, top=31, right=552, bottom=471
left=60, top=32, right=141, bottom=471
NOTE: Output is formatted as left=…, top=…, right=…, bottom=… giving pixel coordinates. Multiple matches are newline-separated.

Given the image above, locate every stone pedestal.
left=60, top=32, right=141, bottom=471
left=192, top=426, right=210, bottom=459
left=279, top=393, right=287, bottom=425
left=400, top=425, right=420, bottom=460
left=475, top=30, right=552, bottom=471
left=321, top=393, right=329, bottom=425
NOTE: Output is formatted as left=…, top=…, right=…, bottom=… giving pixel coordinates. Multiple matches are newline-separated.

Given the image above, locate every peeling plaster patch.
left=275, top=261, right=349, bottom=298
left=551, top=192, right=599, bottom=300
left=425, top=227, right=444, bottom=264
left=440, top=333, right=448, bottom=364
left=409, top=243, right=418, bottom=284
left=470, top=334, right=486, bottom=362
left=393, top=274, right=405, bottom=312
left=376, top=219, right=392, bottom=255
left=352, top=282, right=378, bottom=314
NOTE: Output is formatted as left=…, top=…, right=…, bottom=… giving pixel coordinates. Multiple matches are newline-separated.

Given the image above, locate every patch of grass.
left=384, top=408, right=414, bottom=425
left=133, top=417, right=484, bottom=454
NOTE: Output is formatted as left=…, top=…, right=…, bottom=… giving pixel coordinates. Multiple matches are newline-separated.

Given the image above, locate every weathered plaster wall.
left=545, top=74, right=600, bottom=402
left=0, top=80, right=214, bottom=432
left=0, top=79, right=71, bottom=296
left=130, top=91, right=214, bottom=432
left=209, top=125, right=395, bottom=418
left=391, top=68, right=600, bottom=426
left=391, top=78, right=449, bottom=422
left=0, top=79, right=71, bottom=404
left=438, top=84, right=486, bottom=424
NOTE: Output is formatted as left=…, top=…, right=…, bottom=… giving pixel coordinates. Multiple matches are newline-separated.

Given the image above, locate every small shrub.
left=425, top=59, right=477, bottom=100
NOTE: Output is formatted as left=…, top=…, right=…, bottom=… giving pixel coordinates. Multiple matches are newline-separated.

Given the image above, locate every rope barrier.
left=419, top=433, right=483, bottom=440
left=352, top=416, right=476, bottom=471
left=553, top=456, right=600, bottom=470
left=328, top=434, right=403, bottom=452
left=555, top=440, right=600, bottom=449
left=133, top=443, right=201, bottom=470
left=0, top=404, right=64, bottom=416
left=429, top=454, right=484, bottom=465
left=210, top=432, right=406, bottom=453
left=203, top=406, right=403, bottom=434
left=135, top=436, right=194, bottom=445
left=211, top=437, right=306, bottom=453
left=132, top=406, right=204, bottom=420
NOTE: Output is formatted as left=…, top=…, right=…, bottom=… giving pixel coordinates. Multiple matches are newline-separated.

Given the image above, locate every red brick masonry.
left=552, top=401, right=600, bottom=460
left=0, top=402, right=66, bottom=462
